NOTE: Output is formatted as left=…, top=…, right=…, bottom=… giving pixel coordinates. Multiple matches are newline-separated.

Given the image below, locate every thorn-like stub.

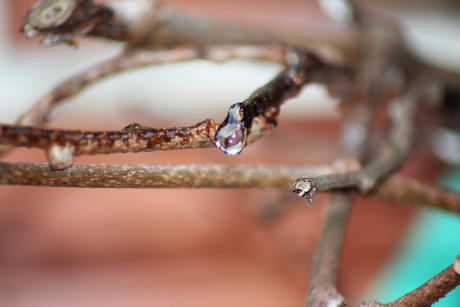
left=45, top=142, right=75, bottom=170
left=454, top=255, right=460, bottom=275
left=289, top=178, right=317, bottom=207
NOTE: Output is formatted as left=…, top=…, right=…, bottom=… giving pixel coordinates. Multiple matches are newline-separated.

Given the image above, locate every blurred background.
left=0, top=0, right=459, bottom=306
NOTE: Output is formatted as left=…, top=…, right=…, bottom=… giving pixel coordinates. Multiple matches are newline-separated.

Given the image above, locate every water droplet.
left=215, top=103, right=249, bottom=155
left=215, top=123, right=247, bottom=155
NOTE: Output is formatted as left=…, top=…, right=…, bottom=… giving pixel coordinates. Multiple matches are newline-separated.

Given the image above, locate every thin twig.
left=1, top=49, right=352, bottom=168
left=0, top=120, right=218, bottom=169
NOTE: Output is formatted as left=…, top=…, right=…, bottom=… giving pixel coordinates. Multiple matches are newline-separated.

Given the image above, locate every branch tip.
left=289, top=178, right=317, bottom=207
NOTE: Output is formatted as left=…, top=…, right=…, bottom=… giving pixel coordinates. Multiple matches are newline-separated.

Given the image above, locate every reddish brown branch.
left=386, top=256, right=460, bottom=307
left=0, top=120, right=218, bottom=169
left=362, top=255, right=460, bottom=307
left=0, top=45, right=289, bottom=158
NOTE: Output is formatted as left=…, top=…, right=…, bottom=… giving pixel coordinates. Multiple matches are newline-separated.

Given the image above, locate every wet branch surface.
left=3, top=0, right=460, bottom=306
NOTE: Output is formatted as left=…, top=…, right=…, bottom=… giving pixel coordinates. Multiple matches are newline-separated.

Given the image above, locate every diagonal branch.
left=215, top=51, right=353, bottom=155
left=376, top=174, right=460, bottom=215
left=362, top=255, right=460, bottom=307
left=0, top=45, right=289, bottom=157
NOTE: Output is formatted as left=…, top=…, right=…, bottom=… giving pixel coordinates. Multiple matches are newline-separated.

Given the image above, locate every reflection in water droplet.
left=215, top=123, right=247, bottom=155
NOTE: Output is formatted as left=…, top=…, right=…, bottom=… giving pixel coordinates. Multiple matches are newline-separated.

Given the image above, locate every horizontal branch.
left=2, top=161, right=460, bottom=214
left=0, top=161, right=336, bottom=189
left=0, top=120, right=218, bottom=169
left=0, top=110, right=275, bottom=169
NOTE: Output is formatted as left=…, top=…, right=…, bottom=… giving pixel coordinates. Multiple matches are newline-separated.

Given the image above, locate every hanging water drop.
left=215, top=103, right=249, bottom=155
left=215, top=123, right=247, bottom=155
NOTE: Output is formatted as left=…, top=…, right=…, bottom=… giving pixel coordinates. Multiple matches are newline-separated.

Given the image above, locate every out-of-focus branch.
left=376, top=174, right=460, bottom=215
left=303, top=25, right=382, bottom=303
left=304, top=193, right=352, bottom=307
left=362, top=255, right=460, bottom=307
left=14, top=45, right=288, bottom=128
left=303, top=100, right=377, bottom=306
left=290, top=75, right=435, bottom=206
left=22, top=0, right=355, bottom=62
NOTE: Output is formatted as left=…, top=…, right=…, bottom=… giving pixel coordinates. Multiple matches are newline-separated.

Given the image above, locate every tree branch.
left=362, top=255, right=460, bottom=307
left=22, top=0, right=355, bottom=61
left=305, top=193, right=352, bottom=307
left=375, top=174, right=460, bottom=215
left=0, top=161, right=341, bottom=188
left=0, top=45, right=290, bottom=157
left=215, top=51, right=353, bottom=155
left=290, top=76, right=435, bottom=206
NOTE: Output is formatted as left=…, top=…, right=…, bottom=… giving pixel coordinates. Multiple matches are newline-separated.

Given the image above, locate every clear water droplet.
left=215, top=123, right=247, bottom=155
